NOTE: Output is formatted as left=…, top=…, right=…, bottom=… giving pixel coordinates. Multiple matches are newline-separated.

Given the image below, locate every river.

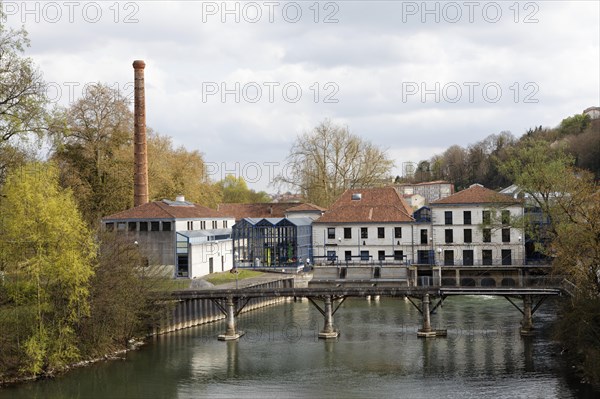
left=0, top=296, right=595, bottom=398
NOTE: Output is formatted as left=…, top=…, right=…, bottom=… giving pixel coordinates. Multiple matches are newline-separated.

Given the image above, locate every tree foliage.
left=277, top=119, right=394, bottom=207
left=51, top=84, right=134, bottom=226
left=0, top=8, right=47, bottom=144
left=216, top=175, right=270, bottom=204
left=0, top=162, right=95, bottom=376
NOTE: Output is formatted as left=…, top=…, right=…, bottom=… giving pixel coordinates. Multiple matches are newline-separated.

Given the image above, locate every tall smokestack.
left=133, top=60, right=149, bottom=207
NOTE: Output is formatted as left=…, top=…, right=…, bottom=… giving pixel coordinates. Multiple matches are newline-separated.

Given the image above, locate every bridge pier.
left=520, top=295, right=534, bottom=336
left=417, top=293, right=436, bottom=338
left=319, top=296, right=339, bottom=339
left=218, top=297, right=245, bottom=341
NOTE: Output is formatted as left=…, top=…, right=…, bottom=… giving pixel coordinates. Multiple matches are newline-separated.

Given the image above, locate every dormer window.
left=351, top=193, right=362, bottom=201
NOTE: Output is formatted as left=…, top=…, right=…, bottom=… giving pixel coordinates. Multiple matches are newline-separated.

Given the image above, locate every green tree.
left=0, top=162, right=95, bottom=375
left=277, top=119, right=394, bottom=207
left=216, top=175, right=270, bottom=203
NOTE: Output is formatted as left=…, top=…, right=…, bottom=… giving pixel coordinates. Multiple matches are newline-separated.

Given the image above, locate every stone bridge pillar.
left=319, top=295, right=339, bottom=339
left=520, top=295, right=534, bottom=336
left=418, top=293, right=436, bottom=337
left=218, top=297, right=245, bottom=341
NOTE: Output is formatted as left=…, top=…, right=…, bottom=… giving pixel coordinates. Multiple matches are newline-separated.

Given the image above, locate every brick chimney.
left=133, top=60, right=149, bottom=207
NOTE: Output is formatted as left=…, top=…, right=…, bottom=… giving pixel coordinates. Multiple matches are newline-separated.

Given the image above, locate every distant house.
left=429, top=184, right=525, bottom=267
left=102, top=196, right=235, bottom=278
left=284, top=203, right=326, bottom=220
left=396, top=181, right=454, bottom=204
left=312, top=187, right=417, bottom=265
left=217, top=202, right=304, bottom=221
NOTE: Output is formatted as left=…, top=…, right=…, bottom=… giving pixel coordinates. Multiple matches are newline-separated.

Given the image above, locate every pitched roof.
left=103, top=200, right=229, bottom=220
left=314, top=187, right=414, bottom=224
left=285, top=203, right=327, bottom=213
left=216, top=202, right=302, bottom=220
left=430, top=184, right=522, bottom=205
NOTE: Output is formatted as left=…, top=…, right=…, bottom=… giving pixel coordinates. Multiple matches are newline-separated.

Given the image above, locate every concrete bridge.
left=170, top=266, right=568, bottom=341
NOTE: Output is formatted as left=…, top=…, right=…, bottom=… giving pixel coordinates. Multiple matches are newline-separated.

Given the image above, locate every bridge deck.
left=171, top=286, right=563, bottom=300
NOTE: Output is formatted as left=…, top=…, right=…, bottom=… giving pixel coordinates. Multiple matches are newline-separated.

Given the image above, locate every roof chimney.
left=133, top=60, right=149, bottom=207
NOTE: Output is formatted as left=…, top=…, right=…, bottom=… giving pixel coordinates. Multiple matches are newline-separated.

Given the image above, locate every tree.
left=0, top=8, right=47, bottom=144
left=0, top=162, right=95, bottom=375
left=276, top=119, right=394, bottom=207
left=147, top=131, right=222, bottom=208
left=51, top=83, right=134, bottom=226
left=216, top=175, right=270, bottom=203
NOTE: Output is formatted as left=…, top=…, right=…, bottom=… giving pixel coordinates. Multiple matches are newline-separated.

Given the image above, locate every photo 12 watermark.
left=401, top=81, right=539, bottom=104
left=201, top=81, right=340, bottom=104
left=401, top=1, right=539, bottom=24
left=205, top=161, right=294, bottom=185
left=45, top=81, right=134, bottom=105
left=199, top=1, right=340, bottom=24
left=1, top=1, right=140, bottom=24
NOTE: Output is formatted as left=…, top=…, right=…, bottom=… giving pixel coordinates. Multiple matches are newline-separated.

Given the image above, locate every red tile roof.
left=314, top=187, right=414, bottom=223
left=430, top=184, right=522, bottom=205
left=217, top=202, right=302, bottom=220
left=286, top=203, right=327, bottom=213
left=103, top=200, right=228, bottom=220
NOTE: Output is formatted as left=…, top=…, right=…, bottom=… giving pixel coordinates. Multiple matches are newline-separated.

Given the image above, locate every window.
left=344, top=227, right=352, bottom=239
left=502, top=228, right=510, bottom=243
left=105, top=222, right=114, bottom=231
left=187, top=221, right=193, bottom=230
left=463, top=211, right=471, bottom=225
left=378, top=250, right=386, bottom=261
left=420, top=229, right=428, bottom=244
left=201, top=221, right=206, bottom=230
left=378, top=227, right=385, bottom=239
left=445, top=229, right=453, bottom=243
left=327, top=227, right=336, bottom=239
left=502, top=210, right=510, bottom=225
left=360, top=250, right=370, bottom=261
left=117, top=222, right=126, bottom=231
left=139, top=222, right=148, bottom=231
left=463, top=250, right=474, bottom=266
left=373, top=267, right=381, bottom=278
left=150, top=221, right=160, bottom=231
left=212, top=221, right=218, bottom=229
left=394, top=250, right=404, bottom=261
left=445, top=211, right=453, bottom=225
left=482, top=249, right=493, bottom=266
left=444, top=250, right=454, bottom=266
left=502, top=249, right=512, bottom=265
left=417, top=250, right=430, bottom=265
left=128, top=222, right=136, bottom=232
left=483, top=228, right=491, bottom=243
left=482, top=210, right=491, bottom=225
left=361, top=227, right=368, bottom=239
left=162, top=221, right=172, bottom=231
left=345, top=251, right=352, bottom=261
left=327, top=251, right=337, bottom=262
left=223, top=221, right=228, bottom=228
left=394, top=227, right=402, bottom=239
left=464, top=229, right=472, bottom=243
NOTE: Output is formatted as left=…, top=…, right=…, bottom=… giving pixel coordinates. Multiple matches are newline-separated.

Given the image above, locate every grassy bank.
left=204, top=270, right=264, bottom=285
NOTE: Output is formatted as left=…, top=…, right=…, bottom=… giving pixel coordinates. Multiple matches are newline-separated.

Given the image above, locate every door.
left=209, top=257, right=214, bottom=274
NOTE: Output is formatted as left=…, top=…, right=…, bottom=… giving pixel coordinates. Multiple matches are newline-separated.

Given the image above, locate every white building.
left=429, top=184, right=525, bottom=266
left=312, top=187, right=416, bottom=265
left=102, top=196, right=235, bottom=278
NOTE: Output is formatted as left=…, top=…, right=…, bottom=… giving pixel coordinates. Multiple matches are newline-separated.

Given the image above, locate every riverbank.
left=0, top=272, right=301, bottom=388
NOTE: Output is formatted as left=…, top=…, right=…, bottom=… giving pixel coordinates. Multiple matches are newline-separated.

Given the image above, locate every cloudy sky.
left=3, top=0, right=599, bottom=191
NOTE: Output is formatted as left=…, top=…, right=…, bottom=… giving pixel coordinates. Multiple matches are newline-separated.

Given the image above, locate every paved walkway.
left=188, top=272, right=313, bottom=291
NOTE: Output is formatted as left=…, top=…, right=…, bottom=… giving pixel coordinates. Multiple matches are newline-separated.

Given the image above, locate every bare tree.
left=276, top=119, right=394, bottom=207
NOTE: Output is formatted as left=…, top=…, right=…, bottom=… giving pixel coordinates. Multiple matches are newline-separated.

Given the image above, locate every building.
left=284, top=203, right=326, bottom=220
left=102, top=196, right=235, bottom=278
left=217, top=202, right=305, bottom=221
left=312, top=187, right=417, bottom=265
left=396, top=181, right=454, bottom=204
left=232, top=217, right=313, bottom=270
left=429, top=184, right=525, bottom=267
